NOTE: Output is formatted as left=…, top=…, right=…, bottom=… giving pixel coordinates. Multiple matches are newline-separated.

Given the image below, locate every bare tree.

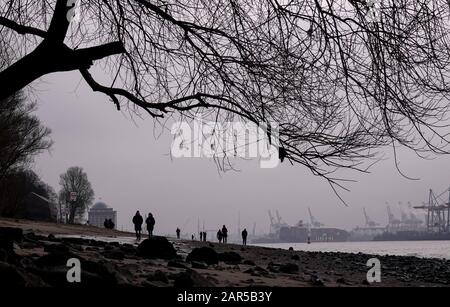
left=0, top=91, right=52, bottom=182
left=2, top=1, right=450, bottom=190
left=59, top=166, right=95, bottom=224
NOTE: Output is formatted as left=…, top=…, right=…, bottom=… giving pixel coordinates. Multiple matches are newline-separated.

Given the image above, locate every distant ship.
left=279, top=224, right=349, bottom=243
left=251, top=209, right=349, bottom=244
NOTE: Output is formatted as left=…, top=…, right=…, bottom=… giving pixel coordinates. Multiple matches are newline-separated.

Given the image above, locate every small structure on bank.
left=88, top=201, right=117, bottom=229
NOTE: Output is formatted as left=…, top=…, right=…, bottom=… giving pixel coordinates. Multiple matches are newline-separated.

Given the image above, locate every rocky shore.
left=0, top=218, right=449, bottom=287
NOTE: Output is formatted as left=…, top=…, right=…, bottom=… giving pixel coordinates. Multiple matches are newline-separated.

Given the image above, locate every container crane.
left=308, top=207, right=323, bottom=228
left=363, top=208, right=379, bottom=227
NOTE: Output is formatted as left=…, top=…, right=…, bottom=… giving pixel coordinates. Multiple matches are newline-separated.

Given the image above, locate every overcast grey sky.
left=31, top=71, right=450, bottom=236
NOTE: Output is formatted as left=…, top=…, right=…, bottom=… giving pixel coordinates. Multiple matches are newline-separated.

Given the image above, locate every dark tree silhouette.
left=2, top=1, right=450, bottom=190
left=58, top=166, right=95, bottom=224
left=0, top=91, right=52, bottom=182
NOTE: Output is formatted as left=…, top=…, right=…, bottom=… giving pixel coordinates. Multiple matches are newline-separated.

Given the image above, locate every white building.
left=88, top=201, right=117, bottom=229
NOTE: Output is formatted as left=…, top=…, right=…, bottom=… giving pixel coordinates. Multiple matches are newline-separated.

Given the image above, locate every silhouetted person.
left=132, top=211, right=143, bottom=241
left=217, top=229, right=223, bottom=243
left=199, top=232, right=203, bottom=241
left=221, top=225, right=228, bottom=243
left=146, top=213, right=156, bottom=237
left=191, top=234, right=195, bottom=241
left=108, top=218, right=115, bottom=230
left=176, top=228, right=181, bottom=239
left=203, top=231, right=207, bottom=242
left=104, top=218, right=109, bottom=229
left=242, top=228, right=248, bottom=246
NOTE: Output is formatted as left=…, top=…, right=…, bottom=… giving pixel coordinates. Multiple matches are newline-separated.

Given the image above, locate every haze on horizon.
left=31, top=71, right=450, bottom=237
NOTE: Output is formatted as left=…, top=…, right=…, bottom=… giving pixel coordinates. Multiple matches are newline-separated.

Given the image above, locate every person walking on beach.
left=221, top=225, right=228, bottom=243
left=176, top=228, right=181, bottom=239
left=146, top=213, right=156, bottom=237
left=217, top=229, right=222, bottom=243
left=203, top=231, right=207, bottom=242
left=199, top=232, right=203, bottom=241
left=241, top=228, right=248, bottom=246
left=132, top=211, right=143, bottom=241
left=191, top=234, right=195, bottom=241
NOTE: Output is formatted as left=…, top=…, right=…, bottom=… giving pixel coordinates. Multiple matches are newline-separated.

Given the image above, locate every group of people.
left=103, top=218, right=115, bottom=230
left=188, top=225, right=248, bottom=246
left=130, top=212, right=248, bottom=246
left=199, top=231, right=207, bottom=242
left=132, top=211, right=155, bottom=241
left=216, top=225, right=229, bottom=243
left=217, top=226, right=248, bottom=246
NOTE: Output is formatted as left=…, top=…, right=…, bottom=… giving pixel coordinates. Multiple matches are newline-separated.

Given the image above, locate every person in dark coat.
left=221, top=225, right=228, bottom=243
left=146, top=213, right=155, bottom=237
left=176, top=228, right=181, bottom=239
left=217, top=229, right=222, bottom=243
left=203, top=231, right=207, bottom=242
left=199, top=232, right=203, bottom=241
left=132, top=211, right=143, bottom=241
left=108, top=218, right=115, bottom=230
left=104, top=219, right=109, bottom=229
left=241, top=228, right=248, bottom=246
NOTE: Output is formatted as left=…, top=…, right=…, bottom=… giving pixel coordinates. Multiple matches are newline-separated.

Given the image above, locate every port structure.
left=413, top=188, right=450, bottom=233
left=308, top=207, right=323, bottom=228
left=363, top=208, right=379, bottom=227
left=268, top=210, right=288, bottom=235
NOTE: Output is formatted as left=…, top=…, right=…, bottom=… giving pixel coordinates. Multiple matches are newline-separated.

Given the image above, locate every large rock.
left=137, top=237, right=177, bottom=260
left=0, top=227, right=23, bottom=242
left=243, top=259, right=256, bottom=266
left=186, top=247, right=219, bottom=265
left=279, top=263, right=299, bottom=274
left=218, top=251, right=242, bottom=264
left=36, top=243, right=78, bottom=266
left=173, top=269, right=216, bottom=287
left=147, top=270, right=169, bottom=284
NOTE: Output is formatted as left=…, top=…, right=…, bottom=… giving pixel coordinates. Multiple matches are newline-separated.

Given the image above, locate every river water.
left=254, top=241, right=450, bottom=260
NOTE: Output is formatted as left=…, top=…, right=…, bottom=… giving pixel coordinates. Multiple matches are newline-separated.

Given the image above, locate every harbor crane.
left=413, top=189, right=450, bottom=233
left=268, top=210, right=288, bottom=234
left=363, top=208, right=379, bottom=227
left=308, top=207, right=324, bottom=228
left=386, top=204, right=401, bottom=226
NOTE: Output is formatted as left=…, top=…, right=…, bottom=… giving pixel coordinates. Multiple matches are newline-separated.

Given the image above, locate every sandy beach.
left=1, top=217, right=449, bottom=287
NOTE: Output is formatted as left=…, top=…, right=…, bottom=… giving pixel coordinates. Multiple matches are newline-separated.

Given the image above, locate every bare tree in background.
left=2, top=1, right=450, bottom=191
left=59, top=166, right=95, bottom=224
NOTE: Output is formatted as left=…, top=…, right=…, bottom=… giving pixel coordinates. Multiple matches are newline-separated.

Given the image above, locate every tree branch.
left=0, top=17, right=47, bottom=38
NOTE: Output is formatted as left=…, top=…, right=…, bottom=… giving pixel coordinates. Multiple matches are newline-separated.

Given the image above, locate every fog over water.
left=32, top=72, right=450, bottom=236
